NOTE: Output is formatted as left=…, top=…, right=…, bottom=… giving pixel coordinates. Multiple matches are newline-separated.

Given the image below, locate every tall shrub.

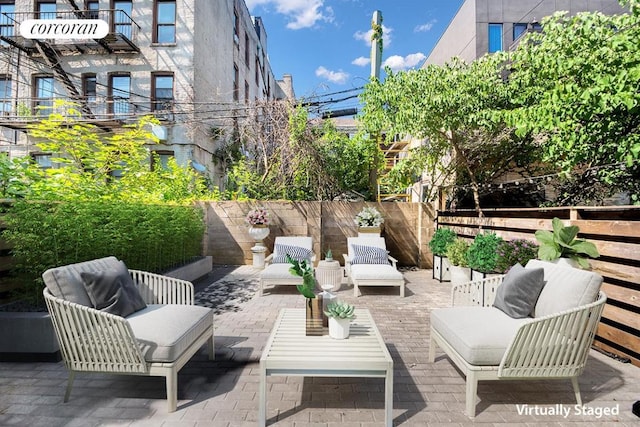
left=3, top=200, right=204, bottom=304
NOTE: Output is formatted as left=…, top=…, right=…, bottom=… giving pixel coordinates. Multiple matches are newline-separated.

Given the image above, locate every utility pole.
left=370, top=10, right=383, bottom=200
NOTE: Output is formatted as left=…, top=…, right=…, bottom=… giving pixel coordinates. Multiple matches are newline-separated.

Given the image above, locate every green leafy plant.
left=534, top=217, right=600, bottom=269
left=446, top=238, right=469, bottom=267
left=286, top=254, right=316, bottom=299
left=495, top=239, right=538, bottom=273
left=429, top=228, right=457, bottom=256
left=324, top=301, right=355, bottom=319
left=465, top=232, right=503, bottom=273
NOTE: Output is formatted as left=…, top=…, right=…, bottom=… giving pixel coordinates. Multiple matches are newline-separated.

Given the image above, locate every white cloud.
left=352, top=56, right=370, bottom=67
left=245, top=0, right=334, bottom=30
left=315, top=66, right=350, bottom=84
left=382, top=53, right=427, bottom=71
left=414, top=19, right=437, bottom=33
left=353, top=24, right=392, bottom=48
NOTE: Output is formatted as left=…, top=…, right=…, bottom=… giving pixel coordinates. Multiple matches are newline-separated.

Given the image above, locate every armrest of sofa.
left=129, top=269, right=195, bottom=305
left=343, top=254, right=352, bottom=275
left=43, top=288, right=148, bottom=374
left=451, top=274, right=505, bottom=307
left=388, top=255, right=399, bottom=269
left=498, top=291, right=607, bottom=379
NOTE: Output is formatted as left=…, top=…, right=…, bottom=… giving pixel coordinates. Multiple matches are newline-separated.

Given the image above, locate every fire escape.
left=0, top=1, right=140, bottom=129
left=377, top=134, right=411, bottom=202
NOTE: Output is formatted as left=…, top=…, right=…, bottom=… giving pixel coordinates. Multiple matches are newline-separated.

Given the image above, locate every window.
left=85, top=1, right=99, bottom=19
left=36, top=1, right=56, bottom=19
left=233, top=9, right=239, bottom=47
left=34, top=75, right=54, bottom=115
left=113, top=1, right=132, bottom=39
left=255, top=55, right=260, bottom=85
left=233, top=64, right=239, bottom=101
left=151, top=73, right=173, bottom=111
left=82, top=73, right=96, bottom=103
left=244, top=81, right=249, bottom=104
left=109, top=74, right=130, bottom=118
left=244, top=32, right=250, bottom=66
left=0, top=2, right=15, bottom=43
left=488, top=23, right=503, bottom=53
left=151, top=150, right=174, bottom=171
left=154, top=0, right=175, bottom=44
left=513, top=23, right=527, bottom=41
left=32, top=153, right=52, bottom=169
left=0, top=76, right=10, bottom=116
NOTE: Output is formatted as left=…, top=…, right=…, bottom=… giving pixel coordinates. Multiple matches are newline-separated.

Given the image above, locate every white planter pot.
left=433, top=255, right=451, bottom=282
left=450, top=265, right=471, bottom=287
left=470, top=269, right=500, bottom=282
left=328, top=317, right=351, bottom=339
left=248, top=225, right=270, bottom=246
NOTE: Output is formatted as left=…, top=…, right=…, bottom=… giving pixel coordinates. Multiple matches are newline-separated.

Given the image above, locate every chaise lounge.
left=42, top=256, right=214, bottom=412
left=259, top=236, right=314, bottom=296
left=429, top=259, right=606, bottom=417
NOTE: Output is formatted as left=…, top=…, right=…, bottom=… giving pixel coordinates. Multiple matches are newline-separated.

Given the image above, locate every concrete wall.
left=198, top=201, right=436, bottom=268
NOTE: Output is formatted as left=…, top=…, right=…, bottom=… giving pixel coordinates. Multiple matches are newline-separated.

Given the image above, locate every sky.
left=245, top=0, right=464, bottom=115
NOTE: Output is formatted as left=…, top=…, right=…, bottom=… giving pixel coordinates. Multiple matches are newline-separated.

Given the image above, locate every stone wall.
left=197, top=201, right=435, bottom=268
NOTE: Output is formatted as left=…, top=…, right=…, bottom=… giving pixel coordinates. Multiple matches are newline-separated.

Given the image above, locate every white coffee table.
left=259, top=308, right=393, bottom=426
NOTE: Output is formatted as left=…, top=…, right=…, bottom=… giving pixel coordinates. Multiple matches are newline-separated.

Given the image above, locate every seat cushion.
left=526, top=259, right=603, bottom=318
left=351, top=264, right=403, bottom=281
left=493, top=263, right=545, bottom=318
left=260, top=263, right=303, bottom=281
left=42, top=256, right=122, bottom=307
left=127, top=304, right=213, bottom=363
left=431, top=307, right=529, bottom=365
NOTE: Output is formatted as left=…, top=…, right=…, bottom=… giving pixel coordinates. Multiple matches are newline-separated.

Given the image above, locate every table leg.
left=385, top=365, right=394, bottom=427
left=259, top=363, right=266, bottom=426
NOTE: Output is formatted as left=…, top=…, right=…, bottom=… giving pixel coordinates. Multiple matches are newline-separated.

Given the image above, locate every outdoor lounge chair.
left=343, top=236, right=405, bottom=297
left=259, top=236, right=314, bottom=296
left=429, top=259, right=606, bottom=418
left=42, top=256, right=214, bottom=412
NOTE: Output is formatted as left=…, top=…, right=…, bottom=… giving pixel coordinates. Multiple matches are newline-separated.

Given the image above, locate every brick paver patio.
left=1, top=266, right=638, bottom=426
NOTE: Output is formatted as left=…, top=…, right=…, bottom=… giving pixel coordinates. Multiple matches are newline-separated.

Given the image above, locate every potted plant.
left=535, top=217, right=600, bottom=269
left=428, top=227, right=457, bottom=282
left=324, top=248, right=333, bottom=261
left=495, top=239, right=539, bottom=274
left=287, top=254, right=323, bottom=335
left=465, top=232, right=503, bottom=281
left=245, top=207, right=270, bottom=246
left=354, top=206, right=384, bottom=236
left=446, top=237, right=471, bottom=286
left=324, top=300, right=355, bottom=339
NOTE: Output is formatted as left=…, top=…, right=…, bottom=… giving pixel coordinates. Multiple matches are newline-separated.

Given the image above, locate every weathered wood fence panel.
left=197, top=201, right=434, bottom=268
left=436, top=206, right=640, bottom=368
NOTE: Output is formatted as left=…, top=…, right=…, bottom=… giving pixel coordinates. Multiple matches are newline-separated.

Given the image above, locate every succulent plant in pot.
left=324, top=301, right=355, bottom=339
left=535, top=217, right=599, bottom=269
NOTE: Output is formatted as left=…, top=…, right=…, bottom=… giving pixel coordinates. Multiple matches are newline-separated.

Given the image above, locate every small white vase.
left=248, top=225, right=270, bottom=246
left=328, top=317, right=351, bottom=339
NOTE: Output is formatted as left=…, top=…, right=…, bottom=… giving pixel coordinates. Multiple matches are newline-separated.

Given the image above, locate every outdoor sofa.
left=42, top=256, right=214, bottom=412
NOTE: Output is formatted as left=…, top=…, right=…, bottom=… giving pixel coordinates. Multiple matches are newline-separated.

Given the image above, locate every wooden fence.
left=436, top=206, right=640, bottom=367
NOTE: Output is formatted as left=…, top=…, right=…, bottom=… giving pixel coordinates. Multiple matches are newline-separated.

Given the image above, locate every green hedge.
left=2, top=200, right=205, bottom=304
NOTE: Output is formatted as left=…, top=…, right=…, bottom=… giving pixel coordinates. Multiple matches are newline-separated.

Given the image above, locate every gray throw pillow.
left=272, top=244, right=313, bottom=263
left=350, top=244, right=390, bottom=265
left=493, top=263, right=545, bottom=319
left=81, top=260, right=147, bottom=317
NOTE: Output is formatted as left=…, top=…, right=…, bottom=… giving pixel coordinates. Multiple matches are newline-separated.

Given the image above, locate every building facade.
left=424, top=0, right=628, bottom=66
left=0, top=0, right=291, bottom=186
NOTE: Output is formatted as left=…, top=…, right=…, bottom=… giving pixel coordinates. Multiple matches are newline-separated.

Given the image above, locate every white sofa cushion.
left=351, top=264, right=403, bottom=281
left=430, top=307, right=529, bottom=365
left=526, top=259, right=603, bottom=318
left=127, top=304, right=213, bottom=363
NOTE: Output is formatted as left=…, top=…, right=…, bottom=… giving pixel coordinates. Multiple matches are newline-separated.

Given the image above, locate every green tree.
left=359, top=54, right=537, bottom=212
left=505, top=4, right=640, bottom=203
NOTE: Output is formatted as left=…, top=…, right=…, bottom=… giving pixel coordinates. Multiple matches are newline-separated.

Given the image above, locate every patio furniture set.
left=40, top=236, right=606, bottom=422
